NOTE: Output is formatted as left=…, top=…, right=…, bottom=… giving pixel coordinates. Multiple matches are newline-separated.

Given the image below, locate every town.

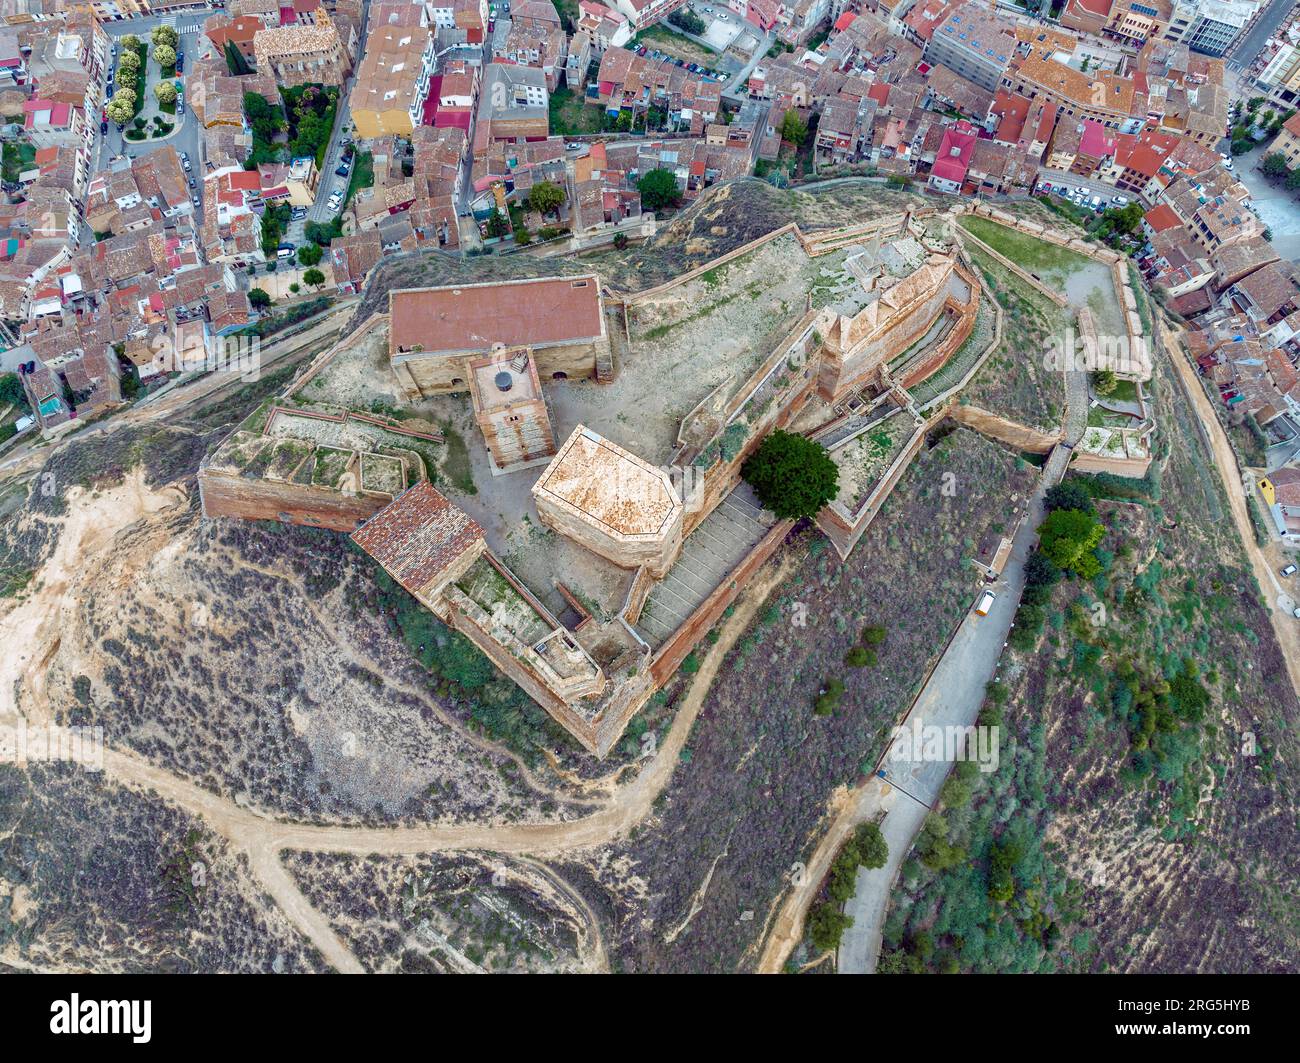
left=0, top=0, right=1298, bottom=987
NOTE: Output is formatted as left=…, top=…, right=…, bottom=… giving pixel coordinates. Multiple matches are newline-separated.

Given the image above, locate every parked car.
left=975, top=590, right=996, bottom=617
left=191, top=194, right=199, bottom=206
left=100, top=120, right=108, bottom=134
left=291, top=206, right=308, bottom=219
left=335, top=163, right=350, bottom=177
left=1283, top=564, right=1297, bottom=577
left=188, top=177, right=196, bottom=189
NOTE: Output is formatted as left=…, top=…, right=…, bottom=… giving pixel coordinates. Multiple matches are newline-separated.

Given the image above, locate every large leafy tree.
left=1262, top=152, right=1290, bottom=179
left=527, top=180, right=565, bottom=216
left=1038, top=508, right=1105, bottom=579
left=154, top=81, right=177, bottom=106
left=741, top=429, right=839, bottom=520
left=154, top=44, right=176, bottom=70
left=152, top=25, right=179, bottom=49
left=296, top=241, right=323, bottom=266
left=637, top=168, right=680, bottom=211
left=780, top=109, right=808, bottom=146
left=303, top=268, right=326, bottom=289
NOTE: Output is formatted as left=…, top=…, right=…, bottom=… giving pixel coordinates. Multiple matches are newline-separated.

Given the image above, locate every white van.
left=974, top=590, right=996, bottom=617
left=276, top=247, right=294, bottom=259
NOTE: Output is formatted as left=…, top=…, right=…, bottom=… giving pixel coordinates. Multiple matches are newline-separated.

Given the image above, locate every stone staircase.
left=635, top=484, right=775, bottom=647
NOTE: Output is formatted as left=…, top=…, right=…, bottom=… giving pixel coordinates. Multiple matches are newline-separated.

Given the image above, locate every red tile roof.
left=389, top=275, right=604, bottom=356
left=351, top=481, right=484, bottom=595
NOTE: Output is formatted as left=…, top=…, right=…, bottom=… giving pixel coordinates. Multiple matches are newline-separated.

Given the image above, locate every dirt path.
left=3, top=471, right=797, bottom=971
left=1162, top=319, right=1300, bottom=703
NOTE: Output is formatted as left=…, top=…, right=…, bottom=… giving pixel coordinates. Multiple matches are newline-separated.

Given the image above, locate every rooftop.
left=351, top=480, right=485, bottom=595
left=534, top=425, right=682, bottom=540
left=389, top=275, right=605, bottom=357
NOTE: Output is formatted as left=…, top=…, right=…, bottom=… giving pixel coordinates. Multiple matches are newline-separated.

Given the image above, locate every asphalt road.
left=1227, top=0, right=1295, bottom=71
left=836, top=368, right=1087, bottom=974
left=96, top=12, right=208, bottom=174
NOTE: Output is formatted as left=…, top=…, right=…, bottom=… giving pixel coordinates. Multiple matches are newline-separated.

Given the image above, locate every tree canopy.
left=1038, top=508, right=1105, bottom=579
left=741, top=429, right=839, bottom=520
left=780, top=109, right=808, bottom=146
left=248, top=288, right=272, bottom=308
left=528, top=180, right=565, bottom=216
left=303, top=268, right=326, bottom=289
left=154, top=81, right=177, bottom=106
left=637, top=168, right=681, bottom=211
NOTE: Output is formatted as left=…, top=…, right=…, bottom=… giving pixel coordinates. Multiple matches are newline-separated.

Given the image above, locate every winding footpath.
left=0, top=469, right=796, bottom=972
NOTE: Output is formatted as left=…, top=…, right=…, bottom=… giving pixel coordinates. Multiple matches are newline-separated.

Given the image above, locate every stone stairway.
left=635, top=484, right=775, bottom=647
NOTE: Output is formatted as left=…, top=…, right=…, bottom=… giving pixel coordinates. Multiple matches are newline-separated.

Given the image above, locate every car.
left=276, top=247, right=295, bottom=259
left=188, top=177, right=196, bottom=189
left=637, top=45, right=647, bottom=55
left=335, top=163, right=350, bottom=177
left=1283, top=564, right=1297, bottom=577
left=291, top=206, right=308, bottom=218
left=975, top=590, right=996, bottom=617
left=182, top=159, right=192, bottom=171
left=1112, top=195, right=1129, bottom=205
left=565, top=141, right=581, bottom=150
left=718, top=10, right=729, bottom=18
left=192, top=194, right=200, bottom=206
left=1292, top=606, right=1300, bottom=620
left=675, top=58, right=685, bottom=67
left=178, top=151, right=188, bottom=160
left=100, top=120, right=108, bottom=134
left=488, top=18, right=494, bottom=30
left=177, top=102, right=184, bottom=115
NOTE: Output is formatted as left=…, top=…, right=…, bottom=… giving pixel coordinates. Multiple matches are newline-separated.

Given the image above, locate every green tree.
left=637, top=168, right=681, bottom=211
left=303, top=268, right=326, bottom=289
left=106, top=96, right=133, bottom=126
left=1287, top=170, right=1300, bottom=193
left=1092, top=368, right=1118, bottom=395
left=154, top=43, right=176, bottom=69
left=807, top=902, right=853, bottom=953
left=1044, top=479, right=1094, bottom=515
left=741, top=429, right=839, bottom=519
left=0, top=371, right=27, bottom=411
left=117, top=49, right=141, bottom=75
left=152, top=25, right=179, bottom=49
left=854, top=822, right=888, bottom=869
left=248, top=287, right=272, bottom=308
left=1038, top=508, right=1105, bottom=579
left=296, top=241, right=323, bottom=266
left=154, top=81, right=177, bottom=106
left=485, top=207, right=510, bottom=239
left=527, top=180, right=565, bottom=216
left=779, top=109, right=808, bottom=147
left=1262, top=152, right=1290, bottom=179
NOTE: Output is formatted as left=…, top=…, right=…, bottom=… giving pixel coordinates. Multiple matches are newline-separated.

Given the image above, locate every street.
left=835, top=368, right=1087, bottom=974
left=1227, top=0, right=1296, bottom=73
left=1233, top=144, right=1300, bottom=261
left=95, top=13, right=208, bottom=175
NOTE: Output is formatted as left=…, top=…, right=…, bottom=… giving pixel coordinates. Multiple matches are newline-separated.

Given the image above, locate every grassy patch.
left=959, top=216, right=1093, bottom=283
left=548, top=86, right=603, bottom=136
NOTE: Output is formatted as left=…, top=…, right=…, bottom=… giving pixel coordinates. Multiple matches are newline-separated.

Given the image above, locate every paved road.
left=836, top=366, right=1086, bottom=973
left=1233, top=144, right=1300, bottom=260
left=1228, top=0, right=1295, bottom=72
left=96, top=13, right=208, bottom=174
